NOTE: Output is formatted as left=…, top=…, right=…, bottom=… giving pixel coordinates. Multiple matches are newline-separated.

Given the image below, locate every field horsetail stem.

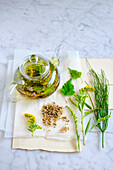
left=87, top=59, right=111, bottom=148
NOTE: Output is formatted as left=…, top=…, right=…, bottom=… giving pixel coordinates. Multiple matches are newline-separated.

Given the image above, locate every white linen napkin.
left=0, top=60, right=14, bottom=131
left=11, top=49, right=81, bottom=140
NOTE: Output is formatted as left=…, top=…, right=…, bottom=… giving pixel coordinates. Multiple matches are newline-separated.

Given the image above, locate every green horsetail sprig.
left=87, top=59, right=111, bottom=148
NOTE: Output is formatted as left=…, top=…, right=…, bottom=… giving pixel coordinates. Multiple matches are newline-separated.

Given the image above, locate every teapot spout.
left=51, top=44, right=63, bottom=66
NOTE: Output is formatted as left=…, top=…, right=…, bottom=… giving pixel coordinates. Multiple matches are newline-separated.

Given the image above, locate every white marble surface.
left=0, top=0, right=113, bottom=170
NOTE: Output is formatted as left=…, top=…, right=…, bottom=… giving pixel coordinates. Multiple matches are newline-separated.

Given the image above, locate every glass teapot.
left=8, top=53, right=60, bottom=102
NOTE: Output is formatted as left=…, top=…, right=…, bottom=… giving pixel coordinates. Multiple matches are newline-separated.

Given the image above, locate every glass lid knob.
left=29, top=54, right=38, bottom=64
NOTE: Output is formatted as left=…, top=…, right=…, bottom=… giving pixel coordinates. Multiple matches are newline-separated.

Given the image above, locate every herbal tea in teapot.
left=13, top=54, right=60, bottom=99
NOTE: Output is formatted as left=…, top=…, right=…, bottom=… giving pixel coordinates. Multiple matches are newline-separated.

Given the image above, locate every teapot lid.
left=19, top=54, right=50, bottom=81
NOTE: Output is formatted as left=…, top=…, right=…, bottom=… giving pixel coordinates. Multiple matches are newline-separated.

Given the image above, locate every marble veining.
left=0, top=0, right=113, bottom=170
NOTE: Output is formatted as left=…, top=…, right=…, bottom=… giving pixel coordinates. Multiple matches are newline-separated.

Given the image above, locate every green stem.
left=81, top=109, right=85, bottom=145
left=77, top=139, right=80, bottom=152
left=32, top=131, right=34, bottom=136
left=102, top=132, right=104, bottom=148
left=66, top=105, right=80, bottom=152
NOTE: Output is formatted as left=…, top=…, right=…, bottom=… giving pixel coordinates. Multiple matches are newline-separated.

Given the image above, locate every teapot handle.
left=8, top=80, right=25, bottom=103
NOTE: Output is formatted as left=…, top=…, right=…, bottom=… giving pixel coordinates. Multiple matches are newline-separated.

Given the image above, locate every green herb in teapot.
left=14, top=54, right=60, bottom=98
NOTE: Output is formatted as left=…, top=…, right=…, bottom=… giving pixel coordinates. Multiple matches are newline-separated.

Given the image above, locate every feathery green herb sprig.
left=87, top=60, right=111, bottom=148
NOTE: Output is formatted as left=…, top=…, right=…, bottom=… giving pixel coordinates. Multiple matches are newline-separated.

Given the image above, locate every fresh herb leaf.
left=68, top=68, right=82, bottom=79
left=84, top=102, right=92, bottom=109
left=85, top=118, right=91, bottom=135
left=84, top=108, right=98, bottom=117
left=69, top=98, right=78, bottom=108
left=60, top=78, right=75, bottom=96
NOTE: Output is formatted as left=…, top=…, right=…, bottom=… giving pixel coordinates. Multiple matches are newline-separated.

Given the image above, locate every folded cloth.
left=0, top=60, right=14, bottom=132
left=10, top=50, right=81, bottom=140
left=1, top=54, right=113, bottom=139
